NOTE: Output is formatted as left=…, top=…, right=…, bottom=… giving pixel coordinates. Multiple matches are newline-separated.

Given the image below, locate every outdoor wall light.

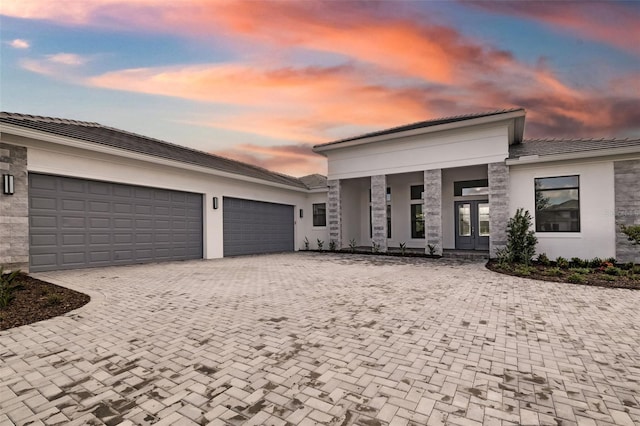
left=2, top=174, right=14, bottom=195
left=213, top=196, right=219, bottom=209
left=300, top=209, right=303, bottom=218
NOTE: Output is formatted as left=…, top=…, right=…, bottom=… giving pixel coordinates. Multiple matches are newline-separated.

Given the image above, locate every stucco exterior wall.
left=3, top=134, right=327, bottom=261
left=0, top=142, right=29, bottom=271
left=509, top=159, right=616, bottom=260
left=326, top=124, right=510, bottom=180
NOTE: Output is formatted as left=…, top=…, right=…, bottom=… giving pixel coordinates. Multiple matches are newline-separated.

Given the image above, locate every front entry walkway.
left=1, top=253, right=639, bottom=425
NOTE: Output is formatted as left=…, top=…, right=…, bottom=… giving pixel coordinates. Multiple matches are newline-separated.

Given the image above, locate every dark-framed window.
left=312, top=203, right=326, bottom=227
left=534, top=175, right=580, bottom=232
left=454, top=179, right=489, bottom=196
left=410, top=185, right=424, bottom=200
left=411, top=204, right=425, bottom=238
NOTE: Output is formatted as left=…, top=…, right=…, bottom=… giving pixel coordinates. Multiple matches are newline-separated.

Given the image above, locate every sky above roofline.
left=1, top=0, right=639, bottom=177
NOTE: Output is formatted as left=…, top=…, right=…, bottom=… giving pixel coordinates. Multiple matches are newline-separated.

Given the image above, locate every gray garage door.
left=29, top=173, right=203, bottom=272
left=223, top=197, right=294, bottom=256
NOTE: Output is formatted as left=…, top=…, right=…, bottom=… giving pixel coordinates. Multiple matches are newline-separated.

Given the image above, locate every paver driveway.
left=1, top=253, right=639, bottom=426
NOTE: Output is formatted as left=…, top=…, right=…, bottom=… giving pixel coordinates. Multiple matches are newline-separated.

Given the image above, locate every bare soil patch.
left=0, top=274, right=90, bottom=331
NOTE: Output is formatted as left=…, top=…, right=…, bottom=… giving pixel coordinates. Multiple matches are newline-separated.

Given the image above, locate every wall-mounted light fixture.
left=2, top=174, right=14, bottom=195
left=299, top=209, right=303, bottom=218
left=213, top=196, right=219, bottom=210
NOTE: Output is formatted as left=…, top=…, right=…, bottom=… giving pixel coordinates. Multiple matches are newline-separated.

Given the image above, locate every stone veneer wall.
left=424, top=169, right=443, bottom=255
left=327, top=179, right=342, bottom=249
left=370, top=175, right=387, bottom=252
left=0, top=142, right=29, bottom=271
left=614, top=159, right=640, bottom=263
left=488, top=162, right=509, bottom=258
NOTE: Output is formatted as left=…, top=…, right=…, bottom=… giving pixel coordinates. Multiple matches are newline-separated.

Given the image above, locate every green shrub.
left=536, top=253, right=550, bottom=266
left=46, top=294, right=62, bottom=306
left=546, top=267, right=563, bottom=277
left=372, top=241, right=380, bottom=253
left=501, top=208, right=538, bottom=265
left=0, top=267, right=22, bottom=308
left=569, top=267, right=590, bottom=275
left=604, top=266, right=622, bottom=276
left=329, top=240, right=337, bottom=251
left=567, top=273, right=586, bottom=283
left=633, top=265, right=640, bottom=274
left=399, top=242, right=407, bottom=255
left=514, top=265, right=534, bottom=276
left=600, top=274, right=618, bottom=282
left=303, top=237, right=310, bottom=251
left=620, top=224, right=640, bottom=245
left=316, top=239, right=324, bottom=251
left=605, top=257, right=616, bottom=265
left=622, top=262, right=635, bottom=271
left=589, top=257, right=603, bottom=268
left=349, top=238, right=357, bottom=253
left=555, top=257, right=569, bottom=269
left=427, top=244, right=438, bottom=256
left=570, top=257, right=586, bottom=268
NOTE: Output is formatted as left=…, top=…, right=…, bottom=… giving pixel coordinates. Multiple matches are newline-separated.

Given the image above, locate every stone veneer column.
left=488, top=162, right=510, bottom=258
left=370, top=175, right=387, bottom=252
left=327, top=179, right=342, bottom=249
left=0, top=142, right=29, bottom=271
left=615, top=160, right=640, bottom=263
left=424, top=169, right=443, bottom=255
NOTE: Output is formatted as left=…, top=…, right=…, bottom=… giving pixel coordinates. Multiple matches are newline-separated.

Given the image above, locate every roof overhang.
left=506, top=146, right=640, bottom=165
left=313, top=110, right=526, bottom=155
left=0, top=123, right=312, bottom=193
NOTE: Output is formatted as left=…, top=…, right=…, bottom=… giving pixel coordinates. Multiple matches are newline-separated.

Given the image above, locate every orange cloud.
left=466, top=1, right=640, bottom=56
left=214, top=143, right=327, bottom=177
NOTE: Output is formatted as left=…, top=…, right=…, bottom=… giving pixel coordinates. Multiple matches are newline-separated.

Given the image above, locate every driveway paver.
left=1, top=253, right=639, bottom=425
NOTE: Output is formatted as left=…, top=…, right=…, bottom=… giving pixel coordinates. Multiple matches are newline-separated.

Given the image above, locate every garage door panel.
left=29, top=174, right=203, bottom=272
left=223, top=197, right=294, bottom=256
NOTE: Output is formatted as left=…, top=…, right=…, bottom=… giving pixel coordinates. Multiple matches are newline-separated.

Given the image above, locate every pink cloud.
left=467, top=1, right=640, bottom=55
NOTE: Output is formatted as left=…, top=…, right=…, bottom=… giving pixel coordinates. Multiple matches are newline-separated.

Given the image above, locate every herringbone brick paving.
left=0, top=253, right=639, bottom=425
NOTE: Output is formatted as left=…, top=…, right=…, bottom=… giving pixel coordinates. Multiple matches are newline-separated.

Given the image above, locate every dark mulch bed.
left=0, top=274, right=90, bottom=331
left=486, top=260, right=640, bottom=290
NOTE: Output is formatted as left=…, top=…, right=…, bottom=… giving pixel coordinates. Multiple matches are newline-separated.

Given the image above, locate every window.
left=410, top=185, right=425, bottom=238
left=312, top=203, right=326, bottom=227
left=410, top=185, right=424, bottom=200
left=534, top=176, right=580, bottom=232
left=411, top=204, right=425, bottom=238
left=387, top=204, right=391, bottom=238
left=454, top=179, right=489, bottom=196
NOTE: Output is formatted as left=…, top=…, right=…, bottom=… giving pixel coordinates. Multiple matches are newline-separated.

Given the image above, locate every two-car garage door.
left=29, top=174, right=203, bottom=272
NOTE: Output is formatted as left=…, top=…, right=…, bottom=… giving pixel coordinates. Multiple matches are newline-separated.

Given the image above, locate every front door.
left=455, top=201, right=489, bottom=250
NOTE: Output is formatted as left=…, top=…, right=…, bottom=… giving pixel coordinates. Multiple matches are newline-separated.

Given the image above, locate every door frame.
left=454, top=200, right=489, bottom=251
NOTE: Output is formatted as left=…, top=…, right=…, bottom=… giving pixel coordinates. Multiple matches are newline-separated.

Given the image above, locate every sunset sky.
left=1, top=1, right=639, bottom=177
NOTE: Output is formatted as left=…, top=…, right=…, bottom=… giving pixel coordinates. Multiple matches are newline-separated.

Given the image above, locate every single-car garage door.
left=29, top=173, right=203, bottom=272
left=223, top=197, right=294, bottom=256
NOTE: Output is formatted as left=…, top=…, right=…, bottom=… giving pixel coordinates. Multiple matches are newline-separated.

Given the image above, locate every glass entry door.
left=454, top=201, right=489, bottom=250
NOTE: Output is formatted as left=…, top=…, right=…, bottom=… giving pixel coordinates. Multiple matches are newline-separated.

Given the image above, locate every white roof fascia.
left=313, top=110, right=526, bottom=153
left=506, top=146, right=640, bottom=166
left=0, top=123, right=310, bottom=193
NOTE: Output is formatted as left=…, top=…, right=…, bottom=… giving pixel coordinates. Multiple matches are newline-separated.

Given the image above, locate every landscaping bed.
left=0, top=274, right=90, bottom=331
left=487, top=259, right=640, bottom=290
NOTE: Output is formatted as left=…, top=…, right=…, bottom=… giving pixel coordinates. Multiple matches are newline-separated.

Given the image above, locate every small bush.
left=620, top=224, right=640, bottom=245
left=622, top=262, right=635, bottom=271
left=329, top=240, right=337, bottom=251
left=303, top=237, right=310, bottom=251
left=599, top=274, right=618, bottom=282
left=503, top=208, right=538, bottom=265
left=570, top=257, right=586, bottom=268
left=536, top=253, right=550, bottom=266
left=427, top=244, right=438, bottom=256
left=555, top=257, right=569, bottom=269
left=0, top=267, right=22, bottom=308
left=349, top=238, right=357, bottom=253
left=605, top=257, right=617, bottom=265
left=316, top=239, right=324, bottom=251
left=589, top=257, right=603, bottom=268
left=604, top=266, right=622, bottom=276
left=546, top=267, right=563, bottom=277
left=46, top=294, right=62, bottom=306
left=567, top=273, right=586, bottom=283
left=569, top=267, right=590, bottom=275
left=372, top=241, right=380, bottom=253
left=514, top=265, right=534, bottom=276
left=633, top=265, right=640, bottom=274
left=399, top=242, right=406, bottom=255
